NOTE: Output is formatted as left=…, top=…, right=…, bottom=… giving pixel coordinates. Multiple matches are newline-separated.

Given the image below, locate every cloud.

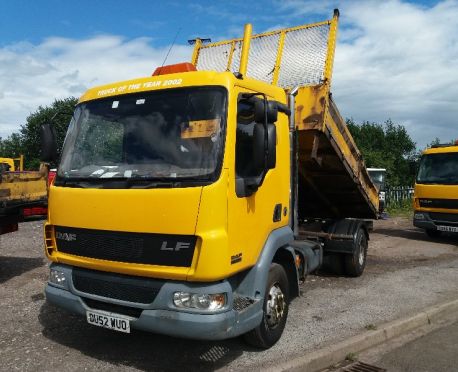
left=0, top=35, right=191, bottom=138
left=263, top=0, right=457, bottom=147
left=1, top=0, right=457, bottom=149
left=275, top=0, right=339, bottom=17
left=331, top=0, right=458, bottom=147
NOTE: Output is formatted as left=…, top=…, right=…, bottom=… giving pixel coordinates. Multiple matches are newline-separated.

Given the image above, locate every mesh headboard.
left=192, top=12, right=339, bottom=89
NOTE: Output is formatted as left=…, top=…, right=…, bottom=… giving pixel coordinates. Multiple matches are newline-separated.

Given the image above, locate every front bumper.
left=413, top=211, right=458, bottom=231
left=45, top=263, right=262, bottom=340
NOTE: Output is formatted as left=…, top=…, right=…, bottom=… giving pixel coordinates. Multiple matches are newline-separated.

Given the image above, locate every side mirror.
left=40, top=124, right=58, bottom=162
left=239, top=95, right=279, bottom=124
left=253, top=99, right=278, bottom=124
left=253, top=123, right=276, bottom=171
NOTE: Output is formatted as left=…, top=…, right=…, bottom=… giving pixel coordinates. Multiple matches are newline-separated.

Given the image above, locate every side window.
left=235, top=98, right=261, bottom=178
left=235, top=93, right=279, bottom=197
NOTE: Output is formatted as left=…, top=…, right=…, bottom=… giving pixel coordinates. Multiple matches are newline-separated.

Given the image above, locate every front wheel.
left=343, top=228, right=368, bottom=277
left=244, top=263, right=289, bottom=348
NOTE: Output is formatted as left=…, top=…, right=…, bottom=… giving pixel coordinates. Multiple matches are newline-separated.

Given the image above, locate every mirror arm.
left=275, top=101, right=291, bottom=116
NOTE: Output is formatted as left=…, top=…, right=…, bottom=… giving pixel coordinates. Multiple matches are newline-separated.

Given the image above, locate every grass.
left=345, top=352, right=358, bottom=362
left=365, top=323, right=377, bottom=330
left=386, top=198, right=414, bottom=218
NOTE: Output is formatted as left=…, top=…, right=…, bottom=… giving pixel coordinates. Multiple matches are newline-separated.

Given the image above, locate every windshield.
left=416, top=152, right=458, bottom=185
left=57, top=87, right=226, bottom=187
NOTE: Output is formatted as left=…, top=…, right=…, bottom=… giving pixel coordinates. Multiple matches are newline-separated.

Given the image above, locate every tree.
left=0, top=97, right=77, bottom=169
left=347, top=119, right=417, bottom=186
left=20, top=97, right=77, bottom=169
left=427, top=137, right=441, bottom=148
left=426, top=137, right=457, bottom=148
left=0, top=133, right=24, bottom=158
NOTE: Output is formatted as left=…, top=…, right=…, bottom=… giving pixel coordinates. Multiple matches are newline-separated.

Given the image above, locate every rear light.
left=48, top=169, right=57, bottom=186
left=23, top=207, right=47, bottom=217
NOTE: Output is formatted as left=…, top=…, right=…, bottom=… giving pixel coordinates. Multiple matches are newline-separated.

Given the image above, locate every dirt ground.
left=0, top=217, right=457, bottom=371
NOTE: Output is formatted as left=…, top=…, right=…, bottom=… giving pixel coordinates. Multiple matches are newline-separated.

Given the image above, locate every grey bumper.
left=45, top=264, right=262, bottom=340
left=414, top=211, right=447, bottom=230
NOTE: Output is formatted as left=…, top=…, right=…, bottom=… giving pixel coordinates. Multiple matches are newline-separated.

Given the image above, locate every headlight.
left=49, top=268, right=66, bottom=286
left=414, top=213, right=425, bottom=220
left=173, top=292, right=226, bottom=311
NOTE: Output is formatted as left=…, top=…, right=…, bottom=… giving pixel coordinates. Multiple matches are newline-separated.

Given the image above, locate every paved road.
left=375, top=321, right=458, bottom=372
left=351, top=319, right=458, bottom=372
left=0, top=217, right=457, bottom=371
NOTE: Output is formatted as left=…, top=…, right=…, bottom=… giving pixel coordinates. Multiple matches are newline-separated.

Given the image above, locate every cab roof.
left=422, top=144, right=458, bottom=155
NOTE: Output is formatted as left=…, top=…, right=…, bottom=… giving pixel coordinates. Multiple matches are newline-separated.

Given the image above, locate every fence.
left=385, top=186, right=414, bottom=207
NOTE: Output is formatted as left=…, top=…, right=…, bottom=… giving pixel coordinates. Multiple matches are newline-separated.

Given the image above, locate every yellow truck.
left=0, top=157, right=48, bottom=235
left=41, top=10, right=379, bottom=348
left=413, top=142, right=458, bottom=237
left=0, top=155, right=24, bottom=172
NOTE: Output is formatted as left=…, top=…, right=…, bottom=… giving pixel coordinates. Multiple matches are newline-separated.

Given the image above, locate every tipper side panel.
left=295, top=86, right=379, bottom=219
left=0, top=171, right=47, bottom=212
left=192, top=10, right=379, bottom=219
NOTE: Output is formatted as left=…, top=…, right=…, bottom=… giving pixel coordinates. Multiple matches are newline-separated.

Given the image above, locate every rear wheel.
left=343, top=228, right=368, bottom=277
left=426, top=229, right=442, bottom=238
left=244, top=263, right=289, bottom=348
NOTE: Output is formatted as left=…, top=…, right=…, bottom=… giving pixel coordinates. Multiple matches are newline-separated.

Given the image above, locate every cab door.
left=227, top=88, right=290, bottom=271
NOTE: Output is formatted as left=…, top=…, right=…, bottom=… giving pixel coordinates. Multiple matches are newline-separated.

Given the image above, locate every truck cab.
left=43, top=70, right=299, bottom=345
left=367, top=168, right=386, bottom=213
left=413, top=143, right=458, bottom=237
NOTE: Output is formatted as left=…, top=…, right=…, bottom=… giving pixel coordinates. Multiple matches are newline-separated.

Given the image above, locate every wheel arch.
left=322, top=218, right=370, bottom=255
left=234, top=226, right=299, bottom=300
left=272, top=247, right=300, bottom=299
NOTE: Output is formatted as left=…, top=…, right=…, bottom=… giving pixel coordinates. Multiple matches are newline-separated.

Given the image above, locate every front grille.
left=429, top=212, right=458, bottom=224
left=419, top=198, right=458, bottom=209
left=55, top=226, right=196, bottom=267
left=72, top=267, right=163, bottom=304
left=83, top=298, right=143, bottom=318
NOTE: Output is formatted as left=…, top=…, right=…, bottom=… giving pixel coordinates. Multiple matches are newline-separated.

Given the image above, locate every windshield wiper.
left=103, top=177, right=175, bottom=189
left=57, top=179, right=88, bottom=188
left=56, top=174, right=213, bottom=189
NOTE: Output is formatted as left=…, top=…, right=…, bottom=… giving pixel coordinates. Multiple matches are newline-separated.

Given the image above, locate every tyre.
left=244, top=263, right=289, bottom=348
left=426, top=229, right=442, bottom=238
left=343, top=228, right=367, bottom=277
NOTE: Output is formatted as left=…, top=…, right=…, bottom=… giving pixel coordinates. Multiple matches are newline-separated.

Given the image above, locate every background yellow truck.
left=0, top=157, right=48, bottom=235
left=413, top=142, right=458, bottom=237
left=41, top=10, right=379, bottom=348
left=0, top=155, right=24, bottom=172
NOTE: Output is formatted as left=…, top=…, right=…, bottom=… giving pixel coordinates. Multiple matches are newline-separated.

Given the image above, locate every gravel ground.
left=0, top=217, right=457, bottom=372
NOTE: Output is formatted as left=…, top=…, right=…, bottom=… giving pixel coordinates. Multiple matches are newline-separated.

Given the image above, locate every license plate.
left=437, top=225, right=458, bottom=232
left=86, top=310, right=131, bottom=333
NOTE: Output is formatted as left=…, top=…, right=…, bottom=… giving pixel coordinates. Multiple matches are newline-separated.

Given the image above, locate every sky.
left=0, top=0, right=456, bottom=149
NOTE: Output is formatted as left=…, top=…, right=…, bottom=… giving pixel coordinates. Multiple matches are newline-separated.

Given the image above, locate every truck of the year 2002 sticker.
left=40, top=10, right=379, bottom=348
